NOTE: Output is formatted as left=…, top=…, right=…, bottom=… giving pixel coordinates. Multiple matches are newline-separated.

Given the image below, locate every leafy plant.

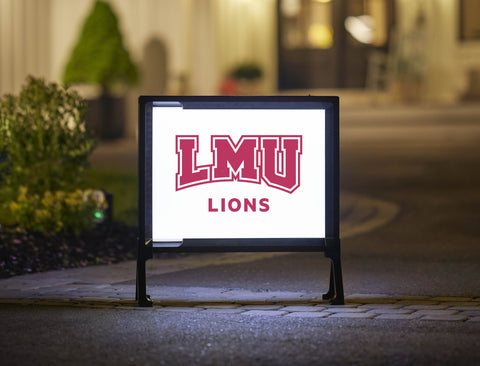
left=0, top=76, right=99, bottom=232
left=230, top=63, right=263, bottom=81
left=62, top=0, right=138, bottom=94
left=10, top=187, right=107, bottom=235
left=0, top=76, right=96, bottom=195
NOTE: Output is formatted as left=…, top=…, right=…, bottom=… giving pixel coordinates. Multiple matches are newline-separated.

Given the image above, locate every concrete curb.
left=1, top=295, right=479, bottom=322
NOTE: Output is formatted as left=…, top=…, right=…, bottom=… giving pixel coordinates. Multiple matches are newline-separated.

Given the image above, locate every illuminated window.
left=460, top=0, right=480, bottom=41
left=277, top=0, right=393, bottom=89
left=280, top=0, right=333, bottom=49
left=344, top=0, right=387, bottom=46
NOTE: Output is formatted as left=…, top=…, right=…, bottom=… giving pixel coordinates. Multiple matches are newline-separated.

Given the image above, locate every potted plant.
left=63, top=0, right=138, bottom=139
left=220, top=62, right=263, bottom=95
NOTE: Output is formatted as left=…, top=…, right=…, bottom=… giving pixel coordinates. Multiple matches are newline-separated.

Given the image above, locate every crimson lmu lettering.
left=176, top=135, right=302, bottom=193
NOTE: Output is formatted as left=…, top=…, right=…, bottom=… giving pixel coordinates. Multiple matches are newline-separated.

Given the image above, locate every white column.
left=189, top=0, right=218, bottom=94
left=12, top=0, right=26, bottom=91
left=394, top=0, right=459, bottom=103
left=0, top=0, right=14, bottom=94
left=0, top=0, right=52, bottom=95
left=38, top=0, right=51, bottom=81
left=50, top=0, right=91, bottom=83
left=423, top=0, right=458, bottom=103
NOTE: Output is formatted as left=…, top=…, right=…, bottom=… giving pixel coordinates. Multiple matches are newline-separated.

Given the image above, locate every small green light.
left=94, top=211, right=104, bottom=219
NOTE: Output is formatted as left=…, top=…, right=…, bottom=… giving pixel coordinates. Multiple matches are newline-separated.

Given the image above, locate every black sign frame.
left=137, top=96, right=343, bottom=306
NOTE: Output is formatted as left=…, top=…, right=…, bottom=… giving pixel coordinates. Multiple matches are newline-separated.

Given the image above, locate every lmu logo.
left=176, top=135, right=302, bottom=193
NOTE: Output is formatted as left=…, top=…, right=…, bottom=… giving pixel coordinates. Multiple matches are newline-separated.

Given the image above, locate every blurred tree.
left=63, top=0, right=138, bottom=94
left=62, top=0, right=139, bottom=139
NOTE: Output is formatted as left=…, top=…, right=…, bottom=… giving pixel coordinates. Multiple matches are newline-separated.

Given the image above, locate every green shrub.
left=0, top=76, right=96, bottom=195
left=9, top=187, right=107, bottom=235
left=0, top=76, right=99, bottom=233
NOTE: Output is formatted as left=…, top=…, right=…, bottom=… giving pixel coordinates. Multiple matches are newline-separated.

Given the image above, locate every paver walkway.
left=1, top=284, right=479, bottom=322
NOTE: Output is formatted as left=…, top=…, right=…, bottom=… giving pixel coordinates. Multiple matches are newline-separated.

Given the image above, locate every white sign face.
left=151, top=107, right=325, bottom=242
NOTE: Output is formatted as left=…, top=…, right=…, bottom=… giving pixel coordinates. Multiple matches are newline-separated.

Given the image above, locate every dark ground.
left=0, top=305, right=478, bottom=366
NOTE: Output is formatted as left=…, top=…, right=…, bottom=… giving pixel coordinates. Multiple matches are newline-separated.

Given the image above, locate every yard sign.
left=137, top=96, right=343, bottom=306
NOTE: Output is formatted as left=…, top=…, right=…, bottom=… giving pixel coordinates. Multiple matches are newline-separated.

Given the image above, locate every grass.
left=83, top=168, right=138, bottom=226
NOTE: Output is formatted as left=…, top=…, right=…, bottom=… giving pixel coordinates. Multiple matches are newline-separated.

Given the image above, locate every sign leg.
left=322, top=262, right=335, bottom=301
left=136, top=257, right=153, bottom=307
left=329, top=256, right=344, bottom=305
left=323, top=238, right=345, bottom=305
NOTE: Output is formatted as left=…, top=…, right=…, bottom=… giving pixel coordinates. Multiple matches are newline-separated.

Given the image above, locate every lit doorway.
left=278, top=0, right=394, bottom=89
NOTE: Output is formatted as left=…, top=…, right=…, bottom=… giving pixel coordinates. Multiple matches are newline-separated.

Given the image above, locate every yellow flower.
left=9, top=201, right=19, bottom=212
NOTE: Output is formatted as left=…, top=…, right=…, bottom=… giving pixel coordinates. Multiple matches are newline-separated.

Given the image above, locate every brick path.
left=1, top=256, right=478, bottom=322
left=1, top=292, right=479, bottom=322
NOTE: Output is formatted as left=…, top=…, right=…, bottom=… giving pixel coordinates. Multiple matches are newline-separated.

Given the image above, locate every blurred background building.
left=1, top=0, right=479, bottom=138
